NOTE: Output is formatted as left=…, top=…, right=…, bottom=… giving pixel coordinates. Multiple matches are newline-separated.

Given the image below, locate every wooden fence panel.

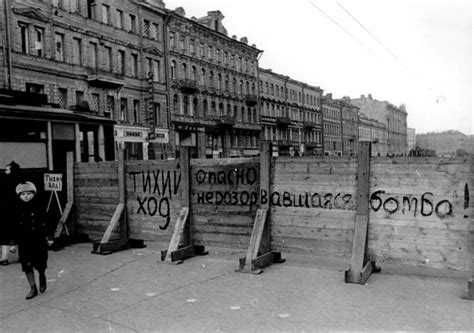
left=125, top=160, right=182, bottom=242
left=74, top=162, right=119, bottom=240
left=190, top=157, right=260, bottom=248
left=368, top=157, right=473, bottom=271
left=270, top=156, right=357, bottom=258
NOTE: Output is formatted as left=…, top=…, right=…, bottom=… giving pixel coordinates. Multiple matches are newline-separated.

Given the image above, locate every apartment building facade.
left=358, top=114, right=388, bottom=156
left=0, top=0, right=171, bottom=162
left=259, top=68, right=323, bottom=156
left=321, top=94, right=342, bottom=156
left=416, top=130, right=471, bottom=156
left=166, top=9, right=261, bottom=158
left=349, top=94, right=407, bottom=155
left=339, top=97, right=359, bottom=156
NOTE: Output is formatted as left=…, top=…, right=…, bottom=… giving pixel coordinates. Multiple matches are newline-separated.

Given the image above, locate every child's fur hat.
left=16, top=182, right=37, bottom=195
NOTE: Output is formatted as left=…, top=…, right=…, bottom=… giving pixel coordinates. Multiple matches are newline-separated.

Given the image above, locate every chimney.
left=368, top=94, right=372, bottom=99
left=360, top=94, right=365, bottom=99
left=326, top=93, right=332, bottom=99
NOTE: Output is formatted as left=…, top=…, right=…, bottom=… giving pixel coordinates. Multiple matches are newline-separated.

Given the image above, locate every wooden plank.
left=193, top=232, right=251, bottom=248
left=54, top=201, right=73, bottom=238
left=346, top=141, right=373, bottom=283
left=271, top=206, right=357, bottom=218
left=272, top=214, right=355, bottom=229
left=369, top=218, right=472, bottom=231
left=244, top=208, right=267, bottom=266
left=193, top=215, right=255, bottom=227
left=192, top=224, right=251, bottom=236
left=259, top=142, right=271, bottom=253
left=271, top=236, right=352, bottom=255
left=164, top=207, right=189, bottom=262
left=100, top=203, right=125, bottom=244
left=272, top=225, right=353, bottom=242
left=273, top=174, right=357, bottom=185
left=191, top=157, right=259, bottom=167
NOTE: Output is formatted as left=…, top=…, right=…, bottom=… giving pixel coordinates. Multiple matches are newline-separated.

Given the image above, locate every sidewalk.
left=0, top=242, right=472, bottom=332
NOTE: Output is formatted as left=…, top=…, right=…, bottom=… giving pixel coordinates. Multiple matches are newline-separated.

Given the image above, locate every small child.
left=10, top=182, right=53, bottom=300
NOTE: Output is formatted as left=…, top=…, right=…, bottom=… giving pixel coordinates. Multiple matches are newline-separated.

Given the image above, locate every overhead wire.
left=307, top=0, right=375, bottom=56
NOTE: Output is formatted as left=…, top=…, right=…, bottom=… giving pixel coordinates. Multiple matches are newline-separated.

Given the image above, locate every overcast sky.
left=164, top=0, right=473, bottom=135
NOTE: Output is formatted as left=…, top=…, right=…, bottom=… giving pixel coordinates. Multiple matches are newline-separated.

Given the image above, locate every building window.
left=133, top=99, right=140, bottom=123
left=183, top=96, right=189, bottom=115
left=154, top=103, right=161, bottom=125
left=172, top=94, right=178, bottom=113
left=120, top=98, right=128, bottom=121
left=199, top=43, right=204, bottom=57
left=217, top=73, right=222, bottom=90
left=58, top=88, right=68, bottom=108
left=224, top=76, right=229, bottom=91
left=170, top=60, right=176, bottom=79
left=104, top=46, right=112, bottom=72
left=143, top=20, right=150, bottom=38
left=152, top=60, right=160, bottom=82
left=169, top=32, right=175, bottom=47
left=91, top=93, right=100, bottom=112
left=75, top=90, right=84, bottom=104
left=182, top=63, right=187, bottom=79
left=87, top=0, right=96, bottom=20
left=146, top=58, right=152, bottom=78
left=102, top=4, right=110, bottom=24
left=131, top=54, right=138, bottom=77
left=191, top=66, right=197, bottom=82
left=72, top=38, right=82, bottom=65
left=19, top=23, right=29, bottom=54
left=34, top=27, right=44, bottom=57
left=118, top=50, right=125, bottom=74
left=180, top=36, right=185, bottom=50
left=26, top=83, right=44, bottom=94
left=189, top=39, right=195, bottom=53
left=106, top=96, right=114, bottom=119
left=116, top=9, right=123, bottom=29
left=201, top=68, right=206, bottom=85
left=129, top=14, right=136, bottom=33
left=208, top=46, right=212, bottom=59
left=70, top=0, right=79, bottom=13
left=89, top=42, right=97, bottom=68
left=152, top=23, right=159, bottom=40
left=192, top=98, right=197, bottom=116
left=202, top=99, right=208, bottom=117
left=209, top=71, right=214, bottom=87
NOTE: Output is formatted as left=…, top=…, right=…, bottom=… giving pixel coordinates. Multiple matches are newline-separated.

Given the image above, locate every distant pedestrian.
left=11, top=181, right=54, bottom=299
left=0, top=161, right=21, bottom=266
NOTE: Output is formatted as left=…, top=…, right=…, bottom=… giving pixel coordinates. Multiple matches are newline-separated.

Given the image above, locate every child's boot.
left=39, top=271, right=47, bottom=293
left=25, top=271, right=38, bottom=299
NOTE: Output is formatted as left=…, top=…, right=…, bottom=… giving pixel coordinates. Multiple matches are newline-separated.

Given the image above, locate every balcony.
left=277, top=140, right=292, bottom=147
left=211, top=115, right=236, bottom=128
left=245, top=94, right=258, bottom=106
left=87, top=68, right=125, bottom=88
left=276, top=116, right=292, bottom=127
left=171, top=114, right=195, bottom=125
left=303, top=121, right=318, bottom=130
left=179, top=79, right=199, bottom=94
left=305, top=142, right=319, bottom=148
